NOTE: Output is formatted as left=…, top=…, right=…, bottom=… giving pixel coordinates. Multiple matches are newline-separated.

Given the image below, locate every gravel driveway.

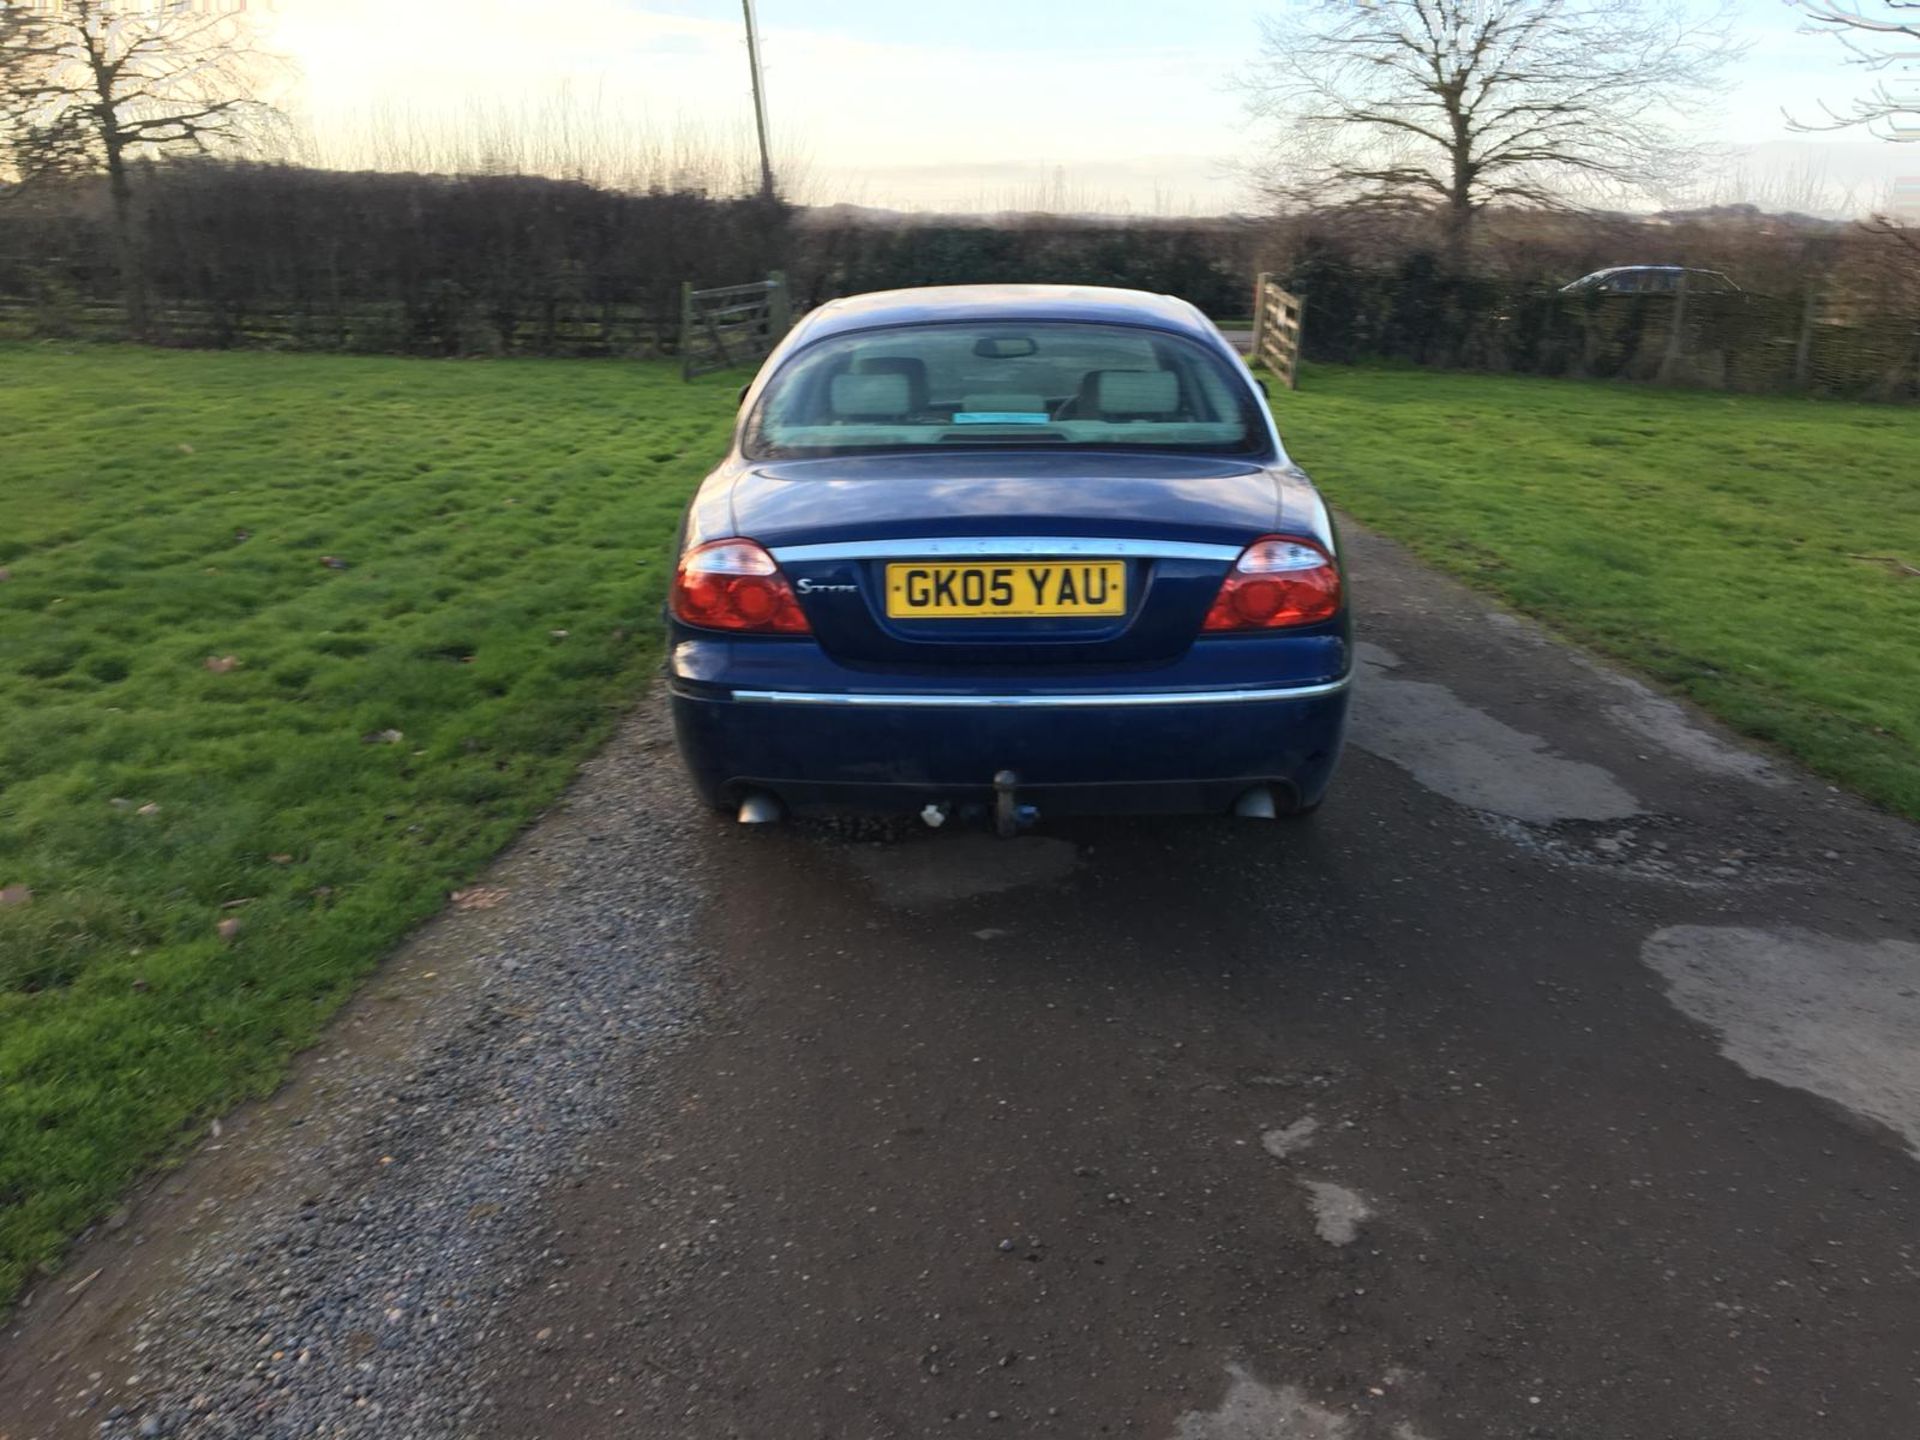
left=4, top=521, right=1918, bottom=1440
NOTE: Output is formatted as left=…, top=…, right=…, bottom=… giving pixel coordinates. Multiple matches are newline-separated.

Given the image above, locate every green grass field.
left=0, top=345, right=740, bottom=1302
left=2, top=345, right=1916, bottom=1309
left=1273, top=364, right=1920, bottom=821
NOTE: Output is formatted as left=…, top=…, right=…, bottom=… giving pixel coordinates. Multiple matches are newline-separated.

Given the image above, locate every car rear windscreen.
left=743, top=321, right=1264, bottom=459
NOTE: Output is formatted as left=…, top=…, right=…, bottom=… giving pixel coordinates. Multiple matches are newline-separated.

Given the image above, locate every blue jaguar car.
left=666, top=284, right=1352, bottom=832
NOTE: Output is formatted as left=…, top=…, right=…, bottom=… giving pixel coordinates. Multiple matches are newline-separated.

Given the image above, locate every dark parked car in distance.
left=1559, top=266, right=1742, bottom=296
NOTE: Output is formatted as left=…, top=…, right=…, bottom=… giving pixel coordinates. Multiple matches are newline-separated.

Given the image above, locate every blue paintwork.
left=716, top=454, right=1292, bottom=548
left=666, top=284, right=1352, bottom=820
left=671, top=690, right=1348, bottom=817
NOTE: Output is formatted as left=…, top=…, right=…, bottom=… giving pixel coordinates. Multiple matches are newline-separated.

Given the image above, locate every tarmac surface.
left=4, top=521, right=1918, bottom=1440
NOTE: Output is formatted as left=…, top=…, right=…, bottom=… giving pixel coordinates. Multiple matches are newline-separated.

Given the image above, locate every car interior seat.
left=1065, top=369, right=1183, bottom=421
left=853, top=356, right=930, bottom=415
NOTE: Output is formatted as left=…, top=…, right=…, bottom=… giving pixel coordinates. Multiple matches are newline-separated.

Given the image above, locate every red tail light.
left=671, top=539, right=811, bottom=634
left=1202, top=536, right=1342, bottom=632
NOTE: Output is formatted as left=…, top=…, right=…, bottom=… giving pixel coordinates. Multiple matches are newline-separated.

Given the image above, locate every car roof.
left=790, top=284, right=1218, bottom=344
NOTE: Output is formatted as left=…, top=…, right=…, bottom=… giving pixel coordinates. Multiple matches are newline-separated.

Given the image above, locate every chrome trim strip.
left=727, top=676, right=1351, bottom=709
left=768, top=536, right=1241, bottom=565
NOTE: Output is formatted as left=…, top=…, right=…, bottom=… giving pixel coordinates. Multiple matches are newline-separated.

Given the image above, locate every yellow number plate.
left=885, top=561, right=1127, bottom=618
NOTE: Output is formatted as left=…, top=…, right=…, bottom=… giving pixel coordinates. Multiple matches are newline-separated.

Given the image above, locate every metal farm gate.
left=679, top=271, right=792, bottom=379
left=1250, top=273, right=1307, bottom=389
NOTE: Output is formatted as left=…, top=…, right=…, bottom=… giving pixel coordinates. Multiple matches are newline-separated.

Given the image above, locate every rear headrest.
left=855, top=356, right=929, bottom=412
left=1092, top=370, right=1180, bottom=417
left=829, top=372, right=912, bottom=419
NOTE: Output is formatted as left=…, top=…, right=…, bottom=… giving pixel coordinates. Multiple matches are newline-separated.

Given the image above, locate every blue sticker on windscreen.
left=953, top=412, right=1051, bottom=425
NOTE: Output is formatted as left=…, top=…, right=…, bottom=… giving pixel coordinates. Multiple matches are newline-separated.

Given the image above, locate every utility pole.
left=742, top=0, right=776, bottom=201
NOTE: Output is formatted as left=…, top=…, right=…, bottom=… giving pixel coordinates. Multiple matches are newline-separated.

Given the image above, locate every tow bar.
left=992, top=769, right=1039, bottom=838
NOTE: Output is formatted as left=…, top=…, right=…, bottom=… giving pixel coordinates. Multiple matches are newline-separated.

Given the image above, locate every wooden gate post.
left=767, top=270, right=792, bottom=340
left=1278, top=292, right=1304, bottom=390
left=679, top=280, right=696, bottom=381
left=1657, top=269, right=1690, bottom=385
left=1791, top=288, right=1818, bottom=391
left=1251, top=277, right=1304, bottom=390
left=1250, top=271, right=1271, bottom=360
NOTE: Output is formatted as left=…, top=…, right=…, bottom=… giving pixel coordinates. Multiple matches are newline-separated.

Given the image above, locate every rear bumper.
left=668, top=677, right=1351, bottom=816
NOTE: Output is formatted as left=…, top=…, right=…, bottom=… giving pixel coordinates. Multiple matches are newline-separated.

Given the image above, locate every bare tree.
left=1789, top=1, right=1920, bottom=139
left=1785, top=5, right=1920, bottom=277
left=0, top=0, right=284, bottom=331
left=1242, top=0, right=1739, bottom=251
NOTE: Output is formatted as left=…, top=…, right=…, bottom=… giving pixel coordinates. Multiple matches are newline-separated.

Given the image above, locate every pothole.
left=1483, top=815, right=1804, bottom=888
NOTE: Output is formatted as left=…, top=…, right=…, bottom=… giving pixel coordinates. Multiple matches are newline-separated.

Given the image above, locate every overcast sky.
left=270, top=0, right=1916, bottom=215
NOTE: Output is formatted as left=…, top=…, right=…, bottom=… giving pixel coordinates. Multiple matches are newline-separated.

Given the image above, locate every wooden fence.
left=1250, top=273, right=1306, bottom=389
left=6, top=263, right=1910, bottom=401
left=1287, top=268, right=1919, bottom=401
left=0, top=294, right=681, bottom=357
left=680, top=271, right=791, bottom=380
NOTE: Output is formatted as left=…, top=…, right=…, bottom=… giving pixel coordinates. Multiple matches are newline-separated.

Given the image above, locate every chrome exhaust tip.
left=1232, top=785, right=1279, bottom=820
left=736, top=791, right=784, bottom=825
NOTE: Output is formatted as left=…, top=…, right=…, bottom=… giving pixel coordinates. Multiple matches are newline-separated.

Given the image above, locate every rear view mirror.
left=973, top=335, right=1037, bottom=359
